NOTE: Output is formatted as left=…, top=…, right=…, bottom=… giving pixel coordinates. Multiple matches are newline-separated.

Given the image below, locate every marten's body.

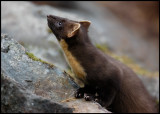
left=47, top=15, right=157, bottom=113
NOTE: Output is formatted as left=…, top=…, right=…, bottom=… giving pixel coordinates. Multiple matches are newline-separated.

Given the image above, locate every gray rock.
left=1, top=34, right=110, bottom=113
left=1, top=70, right=73, bottom=113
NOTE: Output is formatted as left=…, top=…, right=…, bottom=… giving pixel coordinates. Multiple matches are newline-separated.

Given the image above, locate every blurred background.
left=1, top=1, right=159, bottom=106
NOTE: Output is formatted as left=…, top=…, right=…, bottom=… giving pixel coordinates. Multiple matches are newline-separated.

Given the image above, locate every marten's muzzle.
left=47, top=15, right=56, bottom=30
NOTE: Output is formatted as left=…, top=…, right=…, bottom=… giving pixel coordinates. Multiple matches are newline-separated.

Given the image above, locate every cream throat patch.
left=59, top=39, right=87, bottom=85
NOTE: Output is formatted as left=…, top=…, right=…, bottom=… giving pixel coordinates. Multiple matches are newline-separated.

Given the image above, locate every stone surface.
left=1, top=34, right=110, bottom=113
left=1, top=70, right=73, bottom=113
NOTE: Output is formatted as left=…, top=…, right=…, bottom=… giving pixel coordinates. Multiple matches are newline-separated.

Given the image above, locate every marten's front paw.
left=84, top=93, right=95, bottom=101
left=94, top=92, right=100, bottom=102
left=94, top=97, right=100, bottom=102
left=75, top=88, right=84, bottom=98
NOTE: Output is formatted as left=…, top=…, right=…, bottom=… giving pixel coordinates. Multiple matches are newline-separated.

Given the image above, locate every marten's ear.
left=67, top=23, right=80, bottom=38
left=79, top=21, right=91, bottom=29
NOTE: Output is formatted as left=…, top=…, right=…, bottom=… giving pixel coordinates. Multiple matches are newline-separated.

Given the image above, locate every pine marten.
left=47, top=15, right=157, bottom=113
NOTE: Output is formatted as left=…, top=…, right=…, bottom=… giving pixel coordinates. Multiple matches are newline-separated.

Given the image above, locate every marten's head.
left=47, top=15, right=91, bottom=41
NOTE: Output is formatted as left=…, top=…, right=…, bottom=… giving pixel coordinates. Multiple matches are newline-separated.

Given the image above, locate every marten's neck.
left=65, top=28, right=92, bottom=48
left=59, top=29, right=93, bottom=84
left=63, top=28, right=97, bottom=62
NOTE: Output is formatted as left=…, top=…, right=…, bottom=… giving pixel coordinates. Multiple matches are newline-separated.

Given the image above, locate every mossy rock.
left=26, top=52, right=54, bottom=68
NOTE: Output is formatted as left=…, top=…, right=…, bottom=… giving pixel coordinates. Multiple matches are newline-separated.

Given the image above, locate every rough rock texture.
left=1, top=34, right=110, bottom=113
left=1, top=70, right=73, bottom=113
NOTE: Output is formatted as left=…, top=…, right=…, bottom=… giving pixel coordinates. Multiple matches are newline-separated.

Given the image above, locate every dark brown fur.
left=47, top=15, right=157, bottom=113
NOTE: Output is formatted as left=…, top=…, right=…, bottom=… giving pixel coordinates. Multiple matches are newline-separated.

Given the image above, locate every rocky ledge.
left=1, top=34, right=110, bottom=113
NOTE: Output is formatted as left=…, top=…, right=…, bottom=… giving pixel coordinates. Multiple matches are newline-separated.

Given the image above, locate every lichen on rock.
left=1, top=34, right=110, bottom=113
left=25, top=52, right=54, bottom=68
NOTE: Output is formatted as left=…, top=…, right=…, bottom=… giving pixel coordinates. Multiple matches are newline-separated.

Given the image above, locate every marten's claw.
left=84, top=93, right=94, bottom=101
left=75, top=92, right=83, bottom=98
left=84, top=95, right=92, bottom=101
left=94, top=98, right=99, bottom=102
left=75, top=89, right=84, bottom=98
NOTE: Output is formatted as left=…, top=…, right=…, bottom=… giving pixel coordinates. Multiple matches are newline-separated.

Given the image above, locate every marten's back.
left=74, top=46, right=157, bottom=112
left=110, top=66, right=157, bottom=113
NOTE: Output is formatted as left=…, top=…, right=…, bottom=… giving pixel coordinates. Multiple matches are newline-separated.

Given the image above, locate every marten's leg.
left=75, top=86, right=117, bottom=107
left=75, top=87, right=85, bottom=98
left=75, top=85, right=96, bottom=100
left=96, top=87, right=117, bottom=108
left=75, top=85, right=103, bottom=102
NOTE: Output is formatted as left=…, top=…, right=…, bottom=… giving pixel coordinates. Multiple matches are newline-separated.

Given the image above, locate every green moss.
left=114, top=55, right=159, bottom=77
left=156, top=100, right=159, bottom=105
left=25, top=52, right=54, bottom=68
left=95, top=43, right=159, bottom=77
left=95, top=44, right=111, bottom=54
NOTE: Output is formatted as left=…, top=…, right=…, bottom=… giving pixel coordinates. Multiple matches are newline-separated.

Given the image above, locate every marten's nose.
left=47, top=15, right=51, bottom=18
left=47, top=15, right=56, bottom=20
left=47, top=15, right=53, bottom=18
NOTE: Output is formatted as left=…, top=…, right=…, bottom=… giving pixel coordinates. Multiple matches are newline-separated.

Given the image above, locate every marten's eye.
left=59, top=22, right=62, bottom=26
left=56, top=22, right=62, bottom=28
